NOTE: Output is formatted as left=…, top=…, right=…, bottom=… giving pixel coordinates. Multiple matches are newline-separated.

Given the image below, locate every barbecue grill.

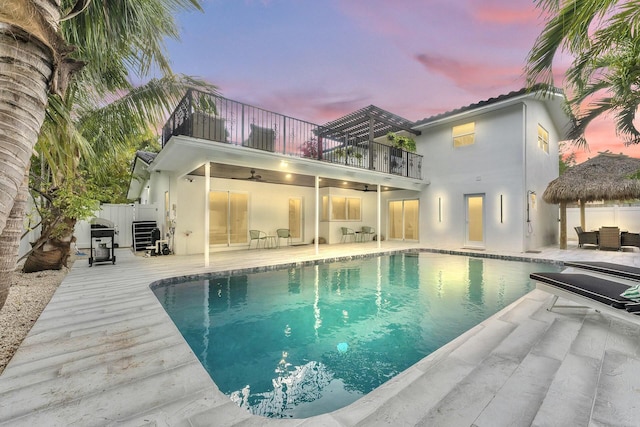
left=89, top=218, right=116, bottom=266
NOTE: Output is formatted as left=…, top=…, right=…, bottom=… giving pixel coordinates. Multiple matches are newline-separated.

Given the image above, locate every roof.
left=414, top=86, right=565, bottom=128
left=319, top=105, right=420, bottom=143
left=543, top=152, right=640, bottom=204
left=134, top=150, right=157, bottom=165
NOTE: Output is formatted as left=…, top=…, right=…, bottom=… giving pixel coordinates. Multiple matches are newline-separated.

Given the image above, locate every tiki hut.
left=543, top=152, right=640, bottom=248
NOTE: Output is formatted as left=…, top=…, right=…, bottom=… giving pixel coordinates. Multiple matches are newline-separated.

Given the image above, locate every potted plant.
left=387, top=132, right=416, bottom=153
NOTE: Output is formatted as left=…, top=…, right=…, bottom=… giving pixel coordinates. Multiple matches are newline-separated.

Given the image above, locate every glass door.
left=288, top=197, right=303, bottom=242
left=388, top=199, right=419, bottom=241
left=465, top=194, right=484, bottom=248
left=210, top=191, right=248, bottom=246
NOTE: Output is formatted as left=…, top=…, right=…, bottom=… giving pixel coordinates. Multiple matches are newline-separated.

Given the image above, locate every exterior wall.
left=168, top=175, right=382, bottom=254
left=417, top=104, right=527, bottom=252
left=523, top=99, right=560, bottom=251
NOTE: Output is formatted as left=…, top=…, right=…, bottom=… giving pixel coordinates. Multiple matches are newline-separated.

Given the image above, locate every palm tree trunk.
left=23, top=216, right=75, bottom=273
left=0, top=0, right=62, bottom=310
left=0, top=170, right=29, bottom=309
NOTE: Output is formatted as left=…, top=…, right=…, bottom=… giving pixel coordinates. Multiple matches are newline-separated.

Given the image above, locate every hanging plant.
left=387, top=132, right=416, bottom=152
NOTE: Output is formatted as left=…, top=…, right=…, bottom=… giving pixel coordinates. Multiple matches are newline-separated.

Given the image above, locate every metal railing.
left=162, top=89, right=423, bottom=179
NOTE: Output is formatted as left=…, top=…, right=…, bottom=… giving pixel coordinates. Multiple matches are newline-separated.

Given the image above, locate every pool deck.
left=1, top=242, right=639, bottom=426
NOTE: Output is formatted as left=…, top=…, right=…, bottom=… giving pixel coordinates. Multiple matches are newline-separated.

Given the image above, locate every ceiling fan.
left=361, top=184, right=375, bottom=192
left=246, top=169, right=262, bottom=181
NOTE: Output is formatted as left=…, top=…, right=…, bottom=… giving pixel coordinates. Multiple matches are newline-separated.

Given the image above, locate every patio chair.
left=340, top=227, right=355, bottom=243
left=361, top=226, right=375, bottom=241
left=621, top=232, right=640, bottom=249
left=276, top=228, right=292, bottom=248
left=248, top=229, right=267, bottom=249
left=245, top=124, right=275, bottom=152
left=574, top=226, right=598, bottom=248
left=191, top=113, right=228, bottom=142
left=530, top=271, right=640, bottom=325
left=598, top=226, right=620, bottom=251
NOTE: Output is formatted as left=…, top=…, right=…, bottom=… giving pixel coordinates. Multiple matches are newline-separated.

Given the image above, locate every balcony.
left=162, top=90, right=423, bottom=180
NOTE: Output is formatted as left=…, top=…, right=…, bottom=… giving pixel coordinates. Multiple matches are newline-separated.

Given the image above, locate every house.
left=127, top=87, right=569, bottom=261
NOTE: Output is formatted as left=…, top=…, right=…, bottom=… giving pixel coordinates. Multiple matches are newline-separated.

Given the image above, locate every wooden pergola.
left=543, top=152, right=640, bottom=249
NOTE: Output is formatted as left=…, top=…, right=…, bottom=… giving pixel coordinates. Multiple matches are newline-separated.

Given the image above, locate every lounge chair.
left=191, top=113, right=229, bottom=142
left=574, top=226, right=598, bottom=248
left=563, top=261, right=640, bottom=281
left=248, top=229, right=267, bottom=249
left=598, top=226, right=621, bottom=250
left=340, top=227, right=355, bottom=243
left=530, top=272, right=640, bottom=325
left=276, top=228, right=291, bottom=247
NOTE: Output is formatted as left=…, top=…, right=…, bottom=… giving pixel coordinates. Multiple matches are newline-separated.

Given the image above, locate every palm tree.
left=0, top=0, right=204, bottom=307
left=525, top=0, right=640, bottom=147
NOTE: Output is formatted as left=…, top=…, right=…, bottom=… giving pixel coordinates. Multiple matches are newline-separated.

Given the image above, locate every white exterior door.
left=465, top=194, right=484, bottom=248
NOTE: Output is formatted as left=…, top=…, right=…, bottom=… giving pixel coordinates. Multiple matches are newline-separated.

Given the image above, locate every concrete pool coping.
left=1, top=242, right=639, bottom=426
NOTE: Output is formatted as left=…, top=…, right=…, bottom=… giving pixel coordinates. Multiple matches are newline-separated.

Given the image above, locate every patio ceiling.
left=318, top=105, right=421, bottom=143
left=187, top=163, right=402, bottom=192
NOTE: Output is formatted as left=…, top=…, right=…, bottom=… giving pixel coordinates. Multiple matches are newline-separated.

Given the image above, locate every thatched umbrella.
left=543, top=152, right=640, bottom=249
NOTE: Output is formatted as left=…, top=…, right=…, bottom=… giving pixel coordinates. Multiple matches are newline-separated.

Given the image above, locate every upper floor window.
left=538, top=124, right=549, bottom=153
left=453, top=122, right=475, bottom=147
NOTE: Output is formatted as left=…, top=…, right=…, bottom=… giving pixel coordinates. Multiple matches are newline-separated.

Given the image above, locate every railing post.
left=241, top=104, right=245, bottom=143
left=282, top=116, right=286, bottom=154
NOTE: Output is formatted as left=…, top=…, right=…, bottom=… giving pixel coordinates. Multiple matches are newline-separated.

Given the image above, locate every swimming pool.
left=152, top=252, right=560, bottom=419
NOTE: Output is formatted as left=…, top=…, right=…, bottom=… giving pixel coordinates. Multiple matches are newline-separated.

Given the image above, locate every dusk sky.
left=164, top=0, right=640, bottom=163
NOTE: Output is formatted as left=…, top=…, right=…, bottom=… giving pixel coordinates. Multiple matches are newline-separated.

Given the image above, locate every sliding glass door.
left=210, top=191, right=248, bottom=246
left=388, top=199, right=419, bottom=241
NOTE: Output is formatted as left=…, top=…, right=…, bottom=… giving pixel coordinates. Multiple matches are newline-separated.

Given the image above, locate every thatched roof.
left=543, top=152, right=640, bottom=204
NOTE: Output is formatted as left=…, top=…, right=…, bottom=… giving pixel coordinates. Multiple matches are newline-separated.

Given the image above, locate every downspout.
left=377, top=184, right=381, bottom=249
left=204, top=162, right=210, bottom=267
left=522, top=102, right=528, bottom=253
left=315, top=175, right=319, bottom=255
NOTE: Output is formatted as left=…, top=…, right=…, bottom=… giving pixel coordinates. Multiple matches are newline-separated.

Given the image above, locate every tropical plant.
left=0, top=0, right=207, bottom=307
left=387, top=132, right=416, bottom=152
left=525, top=0, right=640, bottom=147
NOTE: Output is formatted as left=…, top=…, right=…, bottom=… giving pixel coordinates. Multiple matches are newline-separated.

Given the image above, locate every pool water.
left=152, top=252, right=560, bottom=418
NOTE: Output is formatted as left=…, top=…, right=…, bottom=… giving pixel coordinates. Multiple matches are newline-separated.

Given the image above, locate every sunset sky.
left=164, top=0, right=640, bottom=163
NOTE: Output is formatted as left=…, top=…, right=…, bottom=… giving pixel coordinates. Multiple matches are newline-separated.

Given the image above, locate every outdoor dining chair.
left=361, top=226, right=375, bottom=241
left=276, top=228, right=292, bottom=247
left=249, top=229, right=267, bottom=249
left=340, top=227, right=355, bottom=243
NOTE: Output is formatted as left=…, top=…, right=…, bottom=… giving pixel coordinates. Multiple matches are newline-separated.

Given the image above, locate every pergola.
left=543, top=152, right=640, bottom=249
left=318, top=105, right=421, bottom=143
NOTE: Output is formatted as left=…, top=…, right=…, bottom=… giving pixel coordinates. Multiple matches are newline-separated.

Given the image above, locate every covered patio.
left=543, top=152, right=640, bottom=249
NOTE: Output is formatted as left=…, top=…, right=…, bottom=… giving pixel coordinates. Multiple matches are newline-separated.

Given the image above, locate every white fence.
left=566, top=205, right=640, bottom=242
left=75, top=203, right=159, bottom=249
left=19, top=203, right=159, bottom=257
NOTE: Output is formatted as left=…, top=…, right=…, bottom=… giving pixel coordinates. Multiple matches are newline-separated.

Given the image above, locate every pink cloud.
left=414, top=53, right=524, bottom=93
left=471, top=2, right=537, bottom=25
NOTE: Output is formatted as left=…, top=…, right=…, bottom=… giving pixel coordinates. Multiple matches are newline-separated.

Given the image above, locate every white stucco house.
left=127, top=87, right=570, bottom=260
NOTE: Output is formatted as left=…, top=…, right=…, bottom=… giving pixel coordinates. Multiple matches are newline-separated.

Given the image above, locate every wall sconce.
left=438, top=197, right=442, bottom=223
left=500, top=194, right=503, bottom=223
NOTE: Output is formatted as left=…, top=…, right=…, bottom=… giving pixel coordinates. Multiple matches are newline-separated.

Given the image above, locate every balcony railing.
left=162, top=89, right=423, bottom=179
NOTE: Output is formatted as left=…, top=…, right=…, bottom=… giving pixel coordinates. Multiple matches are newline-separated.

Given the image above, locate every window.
left=330, top=196, right=361, bottom=220
left=453, top=122, right=475, bottom=147
left=538, top=124, right=549, bottom=153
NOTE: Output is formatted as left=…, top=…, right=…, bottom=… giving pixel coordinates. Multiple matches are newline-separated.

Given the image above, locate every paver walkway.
left=1, top=243, right=639, bottom=426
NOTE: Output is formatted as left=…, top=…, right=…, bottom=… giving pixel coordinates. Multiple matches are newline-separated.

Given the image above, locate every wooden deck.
left=1, top=242, right=639, bottom=426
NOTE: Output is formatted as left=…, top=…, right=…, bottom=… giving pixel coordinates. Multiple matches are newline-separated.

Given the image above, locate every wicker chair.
left=361, top=226, right=375, bottom=241
left=248, top=230, right=267, bottom=249
left=621, top=232, right=640, bottom=248
left=340, top=227, right=355, bottom=243
left=574, top=226, right=599, bottom=248
left=598, top=226, right=621, bottom=251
